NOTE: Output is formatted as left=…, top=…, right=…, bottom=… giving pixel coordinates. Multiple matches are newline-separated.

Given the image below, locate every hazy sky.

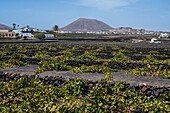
left=1, top=0, right=170, bottom=31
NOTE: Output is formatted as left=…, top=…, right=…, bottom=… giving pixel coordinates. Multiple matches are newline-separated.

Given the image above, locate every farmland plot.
left=0, top=42, right=169, bottom=112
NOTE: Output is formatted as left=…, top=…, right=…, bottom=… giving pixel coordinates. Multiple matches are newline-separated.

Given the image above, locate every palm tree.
left=13, top=23, right=16, bottom=29
left=53, top=25, right=59, bottom=32
left=53, top=25, right=59, bottom=38
left=27, top=25, right=29, bottom=28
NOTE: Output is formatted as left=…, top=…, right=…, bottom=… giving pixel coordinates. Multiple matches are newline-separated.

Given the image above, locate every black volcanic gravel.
left=1, top=64, right=170, bottom=87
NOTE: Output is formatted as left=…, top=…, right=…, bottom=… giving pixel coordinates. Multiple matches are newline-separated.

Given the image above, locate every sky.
left=0, top=0, right=170, bottom=31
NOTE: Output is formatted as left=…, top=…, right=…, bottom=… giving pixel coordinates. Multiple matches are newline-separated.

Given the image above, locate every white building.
left=12, top=29, right=34, bottom=38
left=150, top=38, right=161, bottom=43
left=159, top=33, right=169, bottom=38
left=21, top=27, right=39, bottom=32
left=39, top=30, right=47, bottom=33
left=58, top=31, right=72, bottom=33
left=19, top=33, right=34, bottom=38
left=45, top=34, right=54, bottom=38
left=12, top=29, right=22, bottom=34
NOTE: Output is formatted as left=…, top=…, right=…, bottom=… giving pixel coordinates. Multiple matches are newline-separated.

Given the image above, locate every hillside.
left=60, top=18, right=113, bottom=32
left=109, top=27, right=159, bottom=34
left=0, top=24, right=12, bottom=30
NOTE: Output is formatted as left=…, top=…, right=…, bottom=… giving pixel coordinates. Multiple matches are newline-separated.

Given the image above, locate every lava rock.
left=28, top=75, right=36, bottom=79
left=109, top=81, right=116, bottom=87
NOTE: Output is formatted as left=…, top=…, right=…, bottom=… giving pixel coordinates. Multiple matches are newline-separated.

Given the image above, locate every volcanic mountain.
left=60, top=18, right=113, bottom=32
left=0, top=24, right=12, bottom=30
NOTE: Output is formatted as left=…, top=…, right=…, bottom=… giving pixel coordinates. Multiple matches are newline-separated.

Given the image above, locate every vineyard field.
left=0, top=41, right=169, bottom=112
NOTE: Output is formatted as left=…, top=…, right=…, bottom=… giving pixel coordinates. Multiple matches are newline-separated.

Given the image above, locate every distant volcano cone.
left=0, top=24, right=12, bottom=30
left=60, top=18, right=113, bottom=32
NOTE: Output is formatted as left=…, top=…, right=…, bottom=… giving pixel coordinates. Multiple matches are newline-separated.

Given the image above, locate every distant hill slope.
left=0, top=24, right=12, bottom=30
left=109, top=27, right=161, bottom=34
left=60, top=18, right=113, bottom=32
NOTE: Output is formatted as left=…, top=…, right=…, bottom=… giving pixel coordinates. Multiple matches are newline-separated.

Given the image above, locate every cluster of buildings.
left=0, top=27, right=54, bottom=39
left=111, top=31, right=160, bottom=35
left=58, top=29, right=169, bottom=36
left=0, top=26, right=170, bottom=39
left=12, top=27, right=35, bottom=38
left=109, top=27, right=162, bottom=35
left=58, top=30, right=109, bottom=34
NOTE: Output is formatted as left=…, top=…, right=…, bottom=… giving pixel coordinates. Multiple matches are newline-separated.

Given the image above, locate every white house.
left=21, top=27, right=39, bottom=32
left=132, top=39, right=144, bottom=43
left=12, top=29, right=34, bottom=38
left=12, top=27, right=35, bottom=38
left=58, top=31, right=72, bottom=33
left=159, top=33, right=169, bottom=38
left=45, top=34, right=54, bottom=38
left=13, top=27, right=40, bottom=33
left=12, top=29, right=22, bottom=34
left=39, top=30, right=47, bottom=33
left=150, top=38, right=161, bottom=43
left=19, top=33, right=34, bottom=38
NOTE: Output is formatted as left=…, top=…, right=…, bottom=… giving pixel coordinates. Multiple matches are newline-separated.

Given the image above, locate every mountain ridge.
left=0, top=24, right=12, bottom=30
left=60, top=18, right=163, bottom=34
left=60, top=18, right=113, bottom=32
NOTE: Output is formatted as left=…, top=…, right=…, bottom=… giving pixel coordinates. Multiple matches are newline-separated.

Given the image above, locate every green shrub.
left=0, top=74, right=169, bottom=112
left=65, top=78, right=87, bottom=97
left=34, top=60, right=72, bottom=74
left=11, top=53, right=27, bottom=58
left=34, top=33, right=45, bottom=39
left=15, top=33, right=19, bottom=36
left=16, top=35, right=20, bottom=38
left=0, top=59, right=29, bottom=69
